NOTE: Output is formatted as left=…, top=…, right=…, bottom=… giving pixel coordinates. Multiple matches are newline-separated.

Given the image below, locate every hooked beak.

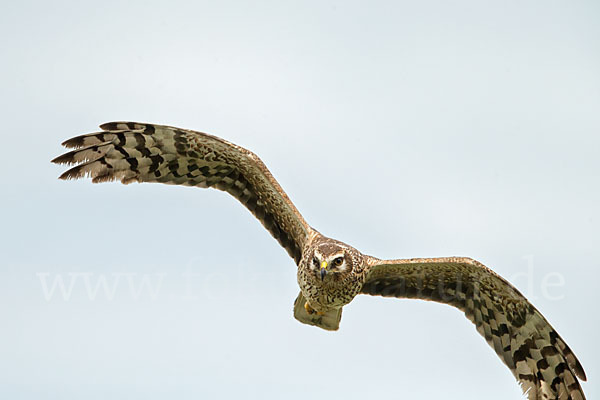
left=320, top=261, right=328, bottom=281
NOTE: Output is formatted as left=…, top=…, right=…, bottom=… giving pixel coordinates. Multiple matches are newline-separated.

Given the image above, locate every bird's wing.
left=360, top=256, right=586, bottom=400
left=52, top=122, right=315, bottom=264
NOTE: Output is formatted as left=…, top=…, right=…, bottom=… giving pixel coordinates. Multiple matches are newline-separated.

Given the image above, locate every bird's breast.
left=297, top=269, right=359, bottom=311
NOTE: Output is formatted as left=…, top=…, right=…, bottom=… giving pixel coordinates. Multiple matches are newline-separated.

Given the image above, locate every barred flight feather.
left=52, top=122, right=314, bottom=263
left=361, top=256, right=586, bottom=400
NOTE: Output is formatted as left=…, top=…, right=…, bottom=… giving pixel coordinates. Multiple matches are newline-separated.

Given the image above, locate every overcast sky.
left=1, top=1, right=598, bottom=399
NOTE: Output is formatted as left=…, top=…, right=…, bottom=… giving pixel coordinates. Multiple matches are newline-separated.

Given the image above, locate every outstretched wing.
left=52, top=122, right=314, bottom=264
left=360, top=256, right=586, bottom=400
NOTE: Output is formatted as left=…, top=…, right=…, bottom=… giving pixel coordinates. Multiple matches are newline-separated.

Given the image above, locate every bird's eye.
left=313, top=257, right=319, bottom=266
left=332, top=257, right=344, bottom=267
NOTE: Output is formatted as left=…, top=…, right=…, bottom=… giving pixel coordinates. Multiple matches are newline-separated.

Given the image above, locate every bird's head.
left=309, top=241, right=357, bottom=282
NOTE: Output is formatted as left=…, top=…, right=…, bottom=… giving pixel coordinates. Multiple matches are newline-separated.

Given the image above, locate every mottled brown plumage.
left=53, top=122, right=587, bottom=400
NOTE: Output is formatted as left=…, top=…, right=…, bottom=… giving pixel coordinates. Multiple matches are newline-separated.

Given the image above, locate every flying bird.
left=53, top=122, right=587, bottom=400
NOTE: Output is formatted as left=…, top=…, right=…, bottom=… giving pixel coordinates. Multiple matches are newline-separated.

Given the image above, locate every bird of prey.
left=53, top=122, right=586, bottom=400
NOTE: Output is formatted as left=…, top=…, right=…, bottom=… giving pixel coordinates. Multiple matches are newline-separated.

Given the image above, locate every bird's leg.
left=304, top=301, right=325, bottom=316
left=293, top=292, right=342, bottom=331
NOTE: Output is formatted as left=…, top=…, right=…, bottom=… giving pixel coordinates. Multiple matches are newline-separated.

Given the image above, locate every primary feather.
left=52, top=121, right=314, bottom=263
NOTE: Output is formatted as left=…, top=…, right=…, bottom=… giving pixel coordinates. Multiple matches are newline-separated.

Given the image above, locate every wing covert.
left=360, top=256, right=586, bottom=400
left=52, top=122, right=314, bottom=264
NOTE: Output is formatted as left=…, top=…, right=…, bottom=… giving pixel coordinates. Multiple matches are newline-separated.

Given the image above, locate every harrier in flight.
left=53, top=122, right=587, bottom=399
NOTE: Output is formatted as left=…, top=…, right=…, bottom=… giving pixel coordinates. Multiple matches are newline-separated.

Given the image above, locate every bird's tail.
left=293, top=292, right=342, bottom=331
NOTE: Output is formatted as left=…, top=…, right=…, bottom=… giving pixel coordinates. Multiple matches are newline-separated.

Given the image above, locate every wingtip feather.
left=99, top=121, right=146, bottom=131
left=61, top=135, right=87, bottom=149
left=58, top=165, right=85, bottom=180
left=574, top=359, right=587, bottom=382
left=51, top=153, right=73, bottom=165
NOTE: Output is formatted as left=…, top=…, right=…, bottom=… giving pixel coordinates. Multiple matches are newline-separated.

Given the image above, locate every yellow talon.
left=304, top=301, right=316, bottom=314
left=304, top=301, right=326, bottom=316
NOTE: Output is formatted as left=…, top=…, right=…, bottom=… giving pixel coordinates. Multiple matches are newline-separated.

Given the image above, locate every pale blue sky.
left=1, top=1, right=598, bottom=399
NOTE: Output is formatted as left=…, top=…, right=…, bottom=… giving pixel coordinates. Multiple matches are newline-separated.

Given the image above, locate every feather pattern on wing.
left=52, top=121, right=314, bottom=263
left=360, top=256, right=586, bottom=400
